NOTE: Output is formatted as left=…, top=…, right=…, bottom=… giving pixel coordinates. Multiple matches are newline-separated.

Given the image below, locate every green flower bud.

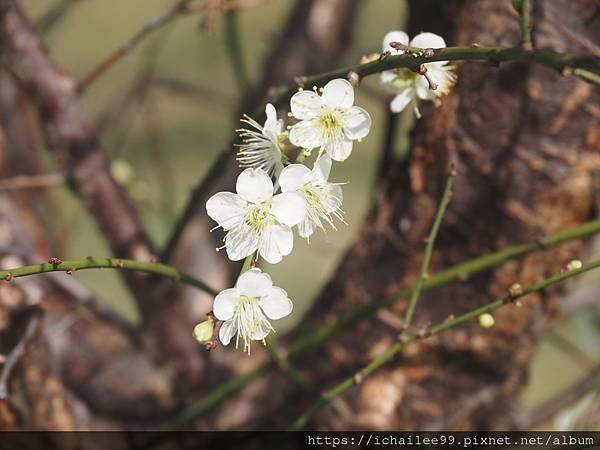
left=193, top=319, right=215, bottom=344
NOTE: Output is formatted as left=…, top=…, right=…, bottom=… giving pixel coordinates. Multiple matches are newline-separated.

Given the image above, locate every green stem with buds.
left=0, top=257, right=218, bottom=297
left=161, top=218, right=600, bottom=429
left=289, top=259, right=600, bottom=430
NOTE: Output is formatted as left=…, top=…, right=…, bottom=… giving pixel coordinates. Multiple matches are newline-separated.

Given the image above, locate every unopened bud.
left=509, top=283, right=523, bottom=298
left=479, top=313, right=495, bottom=329
left=193, top=319, right=215, bottom=344
left=110, top=159, right=134, bottom=185
left=566, top=260, right=583, bottom=271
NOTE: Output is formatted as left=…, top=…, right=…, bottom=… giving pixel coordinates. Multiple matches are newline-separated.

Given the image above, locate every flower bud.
left=478, top=313, right=495, bottom=329
left=193, top=319, right=215, bottom=344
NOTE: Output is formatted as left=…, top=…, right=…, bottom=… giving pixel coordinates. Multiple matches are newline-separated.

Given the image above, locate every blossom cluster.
left=195, top=30, right=455, bottom=354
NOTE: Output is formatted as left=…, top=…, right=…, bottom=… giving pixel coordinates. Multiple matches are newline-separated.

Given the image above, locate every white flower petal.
left=206, top=192, right=247, bottom=231
left=390, top=88, right=414, bottom=112
left=414, top=75, right=432, bottom=100
left=251, top=326, right=270, bottom=341
left=322, top=79, right=354, bottom=109
left=383, top=30, right=409, bottom=52
left=410, top=32, right=446, bottom=50
left=236, top=268, right=273, bottom=297
left=290, top=90, right=323, bottom=120
left=260, top=287, right=293, bottom=320
left=380, top=70, right=397, bottom=85
left=219, top=320, right=236, bottom=346
left=279, top=164, right=311, bottom=192
left=213, top=288, right=240, bottom=321
left=311, top=154, right=332, bottom=183
left=342, top=106, right=371, bottom=140
left=259, top=224, right=293, bottom=264
left=225, top=226, right=259, bottom=261
left=236, top=168, right=274, bottom=204
left=272, top=191, right=307, bottom=227
left=324, top=139, right=354, bottom=162
left=263, top=103, right=279, bottom=134
left=298, top=217, right=317, bottom=238
left=289, top=119, right=323, bottom=150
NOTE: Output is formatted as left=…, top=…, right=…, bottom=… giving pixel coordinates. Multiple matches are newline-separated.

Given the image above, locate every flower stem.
left=403, top=170, right=455, bottom=330
left=160, top=218, right=600, bottom=428
left=0, top=257, right=218, bottom=296
left=240, top=254, right=255, bottom=274
left=288, top=259, right=600, bottom=430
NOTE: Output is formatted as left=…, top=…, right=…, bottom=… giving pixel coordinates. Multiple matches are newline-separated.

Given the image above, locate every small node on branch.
left=562, top=67, right=574, bottom=77
left=509, top=283, right=523, bottom=299
left=294, top=76, right=308, bottom=88
left=566, top=260, right=583, bottom=271
left=116, top=260, right=124, bottom=268
left=48, top=257, right=62, bottom=266
left=417, top=327, right=431, bottom=339
left=4, top=273, right=14, bottom=282
left=347, top=71, right=360, bottom=87
left=378, top=51, right=390, bottom=62
left=417, top=65, right=438, bottom=91
left=66, top=269, right=74, bottom=276
left=471, top=42, right=482, bottom=48
left=353, top=373, right=364, bottom=385
left=423, top=48, right=435, bottom=58
left=397, top=332, right=410, bottom=343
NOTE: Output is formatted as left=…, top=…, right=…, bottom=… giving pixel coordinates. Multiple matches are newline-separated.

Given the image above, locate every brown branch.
left=0, top=0, right=161, bottom=317
left=0, top=307, right=42, bottom=400
left=35, top=0, right=85, bottom=35
left=0, top=173, right=64, bottom=191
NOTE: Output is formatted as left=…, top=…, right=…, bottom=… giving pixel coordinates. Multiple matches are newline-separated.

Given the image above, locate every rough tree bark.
left=207, top=0, right=600, bottom=430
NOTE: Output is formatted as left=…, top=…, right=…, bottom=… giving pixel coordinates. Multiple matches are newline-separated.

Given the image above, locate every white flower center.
left=300, top=183, right=343, bottom=229
left=246, top=202, right=275, bottom=234
left=319, top=110, right=344, bottom=141
left=391, top=68, right=418, bottom=89
left=233, top=295, right=274, bottom=354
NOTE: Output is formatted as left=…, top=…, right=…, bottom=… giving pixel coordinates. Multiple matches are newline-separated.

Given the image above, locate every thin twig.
left=224, top=8, right=249, bottom=93
left=288, top=260, right=600, bottom=430
left=0, top=173, right=64, bottom=191
left=77, top=0, right=193, bottom=93
left=35, top=0, right=85, bottom=35
left=160, top=219, right=600, bottom=429
left=546, top=331, right=597, bottom=369
left=527, top=364, right=600, bottom=428
left=515, top=0, right=534, bottom=50
left=0, top=257, right=218, bottom=296
left=403, top=169, right=455, bottom=330
left=0, top=307, right=42, bottom=400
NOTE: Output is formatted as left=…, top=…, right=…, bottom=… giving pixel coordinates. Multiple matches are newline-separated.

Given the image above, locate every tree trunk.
left=220, top=0, right=600, bottom=430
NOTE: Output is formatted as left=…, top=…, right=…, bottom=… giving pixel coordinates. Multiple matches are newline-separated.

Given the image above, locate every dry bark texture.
left=206, top=0, right=600, bottom=430
left=0, top=0, right=364, bottom=431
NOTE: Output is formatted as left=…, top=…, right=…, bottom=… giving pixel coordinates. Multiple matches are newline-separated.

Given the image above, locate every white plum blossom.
left=213, top=268, right=293, bottom=354
left=206, top=168, right=306, bottom=264
left=381, top=31, right=456, bottom=117
left=236, top=103, right=285, bottom=176
left=289, top=79, right=371, bottom=162
left=279, top=155, right=344, bottom=239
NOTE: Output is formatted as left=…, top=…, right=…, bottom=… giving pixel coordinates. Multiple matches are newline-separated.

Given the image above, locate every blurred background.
left=1, top=0, right=599, bottom=433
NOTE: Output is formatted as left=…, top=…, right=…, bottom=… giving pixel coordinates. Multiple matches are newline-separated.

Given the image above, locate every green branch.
left=289, top=259, right=600, bottom=430
left=161, top=218, right=600, bottom=429
left=0, top=257, right=218, bottom=297
left=514, top=0, right=533, bottom=50
left=271, top=46, right=599, bottom=104
left=403, top=170, right=454, bottom=330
